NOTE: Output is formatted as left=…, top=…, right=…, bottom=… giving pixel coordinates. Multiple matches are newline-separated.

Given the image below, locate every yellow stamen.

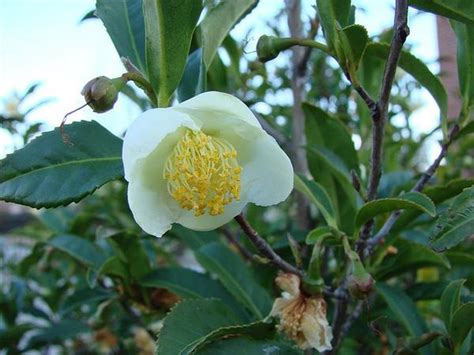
left=163, top=130, right=242, bottom=216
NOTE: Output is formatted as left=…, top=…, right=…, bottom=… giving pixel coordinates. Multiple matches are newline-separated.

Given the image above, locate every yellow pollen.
left=163, top=130, right=242, bottom=216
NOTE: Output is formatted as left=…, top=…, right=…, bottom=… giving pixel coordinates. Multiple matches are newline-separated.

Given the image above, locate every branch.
left=222, top=227, right=254, bottom=261
left=234, top=214, right=303, bottom=276
left=367, top=0, right=409, bottom=201
left=357, top=0, right=409, bottom=249
left=367, top=124, right=459, bottom=250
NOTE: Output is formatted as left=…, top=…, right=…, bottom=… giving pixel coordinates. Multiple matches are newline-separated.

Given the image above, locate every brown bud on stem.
left=81, top=76, right=125, bottom=113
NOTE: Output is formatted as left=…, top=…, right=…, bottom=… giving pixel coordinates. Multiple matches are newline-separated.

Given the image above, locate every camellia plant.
left=1, top=0, right=473, bottom=354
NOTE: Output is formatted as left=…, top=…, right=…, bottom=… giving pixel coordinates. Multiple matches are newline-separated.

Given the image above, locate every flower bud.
left=256, top=35, right=297, bottom=63
left=347, top=252, right=374, bottom=299
left=81, top=76, right=125, bottom=113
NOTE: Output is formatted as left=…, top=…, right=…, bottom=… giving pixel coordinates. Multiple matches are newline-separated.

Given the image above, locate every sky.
left=0, top=0, right=440, bottom=158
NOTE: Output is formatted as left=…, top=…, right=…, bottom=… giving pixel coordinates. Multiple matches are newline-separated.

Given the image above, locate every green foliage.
left=143, top=0, right=202, bottom=106
left=409, top=0, right=474, bottom=25
left=451, top=20, right=474, bottom=119
left=96, top=0, right=147, bottom=74
left=1, top=1, right=474, bottom=354
left=431, top=187, right=474, bottom=251
left=0, top=121, right=123, bottom=208
left=355, top=192, right=436, bottom=232
left=195, top=242, right=272, bottom=319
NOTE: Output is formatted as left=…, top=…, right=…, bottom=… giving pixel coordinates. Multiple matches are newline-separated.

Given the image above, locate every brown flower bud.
left=81, top=76, right=125, bottom=113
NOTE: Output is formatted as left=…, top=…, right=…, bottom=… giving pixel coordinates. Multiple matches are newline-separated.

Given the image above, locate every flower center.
left=163, top=130, right=242, bottom=216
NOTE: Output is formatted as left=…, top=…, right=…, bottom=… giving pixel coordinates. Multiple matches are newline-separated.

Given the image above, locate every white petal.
left=122, top=108, right=199, bottom=181
left=126, top=126, right=189, bottom=237
left=175, top=91, right=261, bottom=129
left=127, top=180, right=175, bottom=238
left=241, top=134, right=294, bottom=206
left=176, top=199, right=247, bottom=231
left=300, top=313, right=333, bottom=352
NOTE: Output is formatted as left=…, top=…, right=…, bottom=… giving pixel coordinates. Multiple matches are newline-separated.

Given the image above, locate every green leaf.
left=156, top=298, right=241, bottom=354
left=108, top=233, right=151, bottom=280
left=364, top=43, right=448, bottom=137
left=450, top=302, right=474, bottom=346
left=48, top=234, right=106, bottom=269
left=303, top=103, right=359, bottom=233
left=294, top=174, right=338, bottom=229
left=0, top=121, right=123, bottom=208
left=431, top=187, right=474, bottom=251
left=355, top=192, right=436, bottom=232
left=140, top=267, right=240, bottom=310
left=409, top=0, right=474, bottom=25
left=177, top=48, right=207, bottom=102
left=60, top=288, right=115, bottom=315
left=306, top=226, right=334, bottom=245
left=375, top=239, right=450, bottom=280
left=406, top=282, right=449, bottom=301
left=376, top=283, right=428, bottom=337
left=199, top=0, right=257, bottom=68
left=170, top=225, right=220, bottom=251
left=198, top=337, right=301, bottom=355
left=393, top=179, right=474, bottom=233
left=441, top=279, right=466, bottom=329
left=195, top=242, right=272, bottom=319
left=29, top=319, right=89, bottom=346
left=316, top=0, right=341, bottom=55
left=143, top=0, right=202, bottom=106
left=451, top=21, right=474, bottom=118
left=0, top=324, right=33, bottom=349
left=96, top=0, right=147, bottom=74
left=339, top=24, right=369, bottom=75
left=456, top=121, right=474, bottom=141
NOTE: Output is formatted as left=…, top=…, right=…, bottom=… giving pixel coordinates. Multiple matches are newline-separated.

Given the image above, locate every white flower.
left=270, top=273, right=333, bottom=352
left=122, top=91, right=293, bottom=237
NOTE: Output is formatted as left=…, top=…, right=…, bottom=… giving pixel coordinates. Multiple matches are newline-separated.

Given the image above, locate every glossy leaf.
left=316, top=0, right=341, bottom=55
left=140, top=267, right=241, bottom=310
left=108, top=233, right=151, bottom=280
left=177, top=48, right=207, bottom=102
left=48, top=234, right=106, bottom=269
left=306, top=226, right=333, bottom=245
left=60, top=288, right=115, bottom=315
left=0, top=121, right=123, bottom=208
left=143, top=0, right=202, bottom=105
left=431, top=187, right=474, bottom=251
left=340, top=24, right=369, bottom=75
left=451, top=20, right=474, bottom=118
left=198, top=337, right=301, bottom=355
left=376, top=283, right=428, bottom=337
left=200, top=0, right=257, bottom=68
left=409, top=0, right=474, bottom=25
left=195, top=242, right=272, bottom=319
left=96, top=0, right=147, bottom=74
left=449, top=302, right=474, bottom=346
left=170, top=225, right=220, bottom=251
left=29, top=319, right=89, bottom=346
left=156, top=298, right=241, bottom=354
left=294, top=174, right=338, bottom=229
left=393, top=179, right=474, bottom=233
left=355, top=192, right=436, bottom=232
left=375, top=239, right=450, bottom=280
left=441, top=279, right=466, bottom=329
left=364, top=43, right=448, bottom=137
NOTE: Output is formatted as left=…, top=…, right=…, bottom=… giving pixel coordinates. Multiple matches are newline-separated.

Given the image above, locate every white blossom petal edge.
left=122, top=91, right=294, bottom=237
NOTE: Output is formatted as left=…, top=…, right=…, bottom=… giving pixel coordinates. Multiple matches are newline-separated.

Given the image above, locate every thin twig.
left=330, top=2, right=410, bottom=351
left=234, top=214, right=303, bottom=276
left=367, top=124, right=459, bottom=250
left=222, top=227, right=254, bottom=261
left=357, top=0, right=409, bottom=249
